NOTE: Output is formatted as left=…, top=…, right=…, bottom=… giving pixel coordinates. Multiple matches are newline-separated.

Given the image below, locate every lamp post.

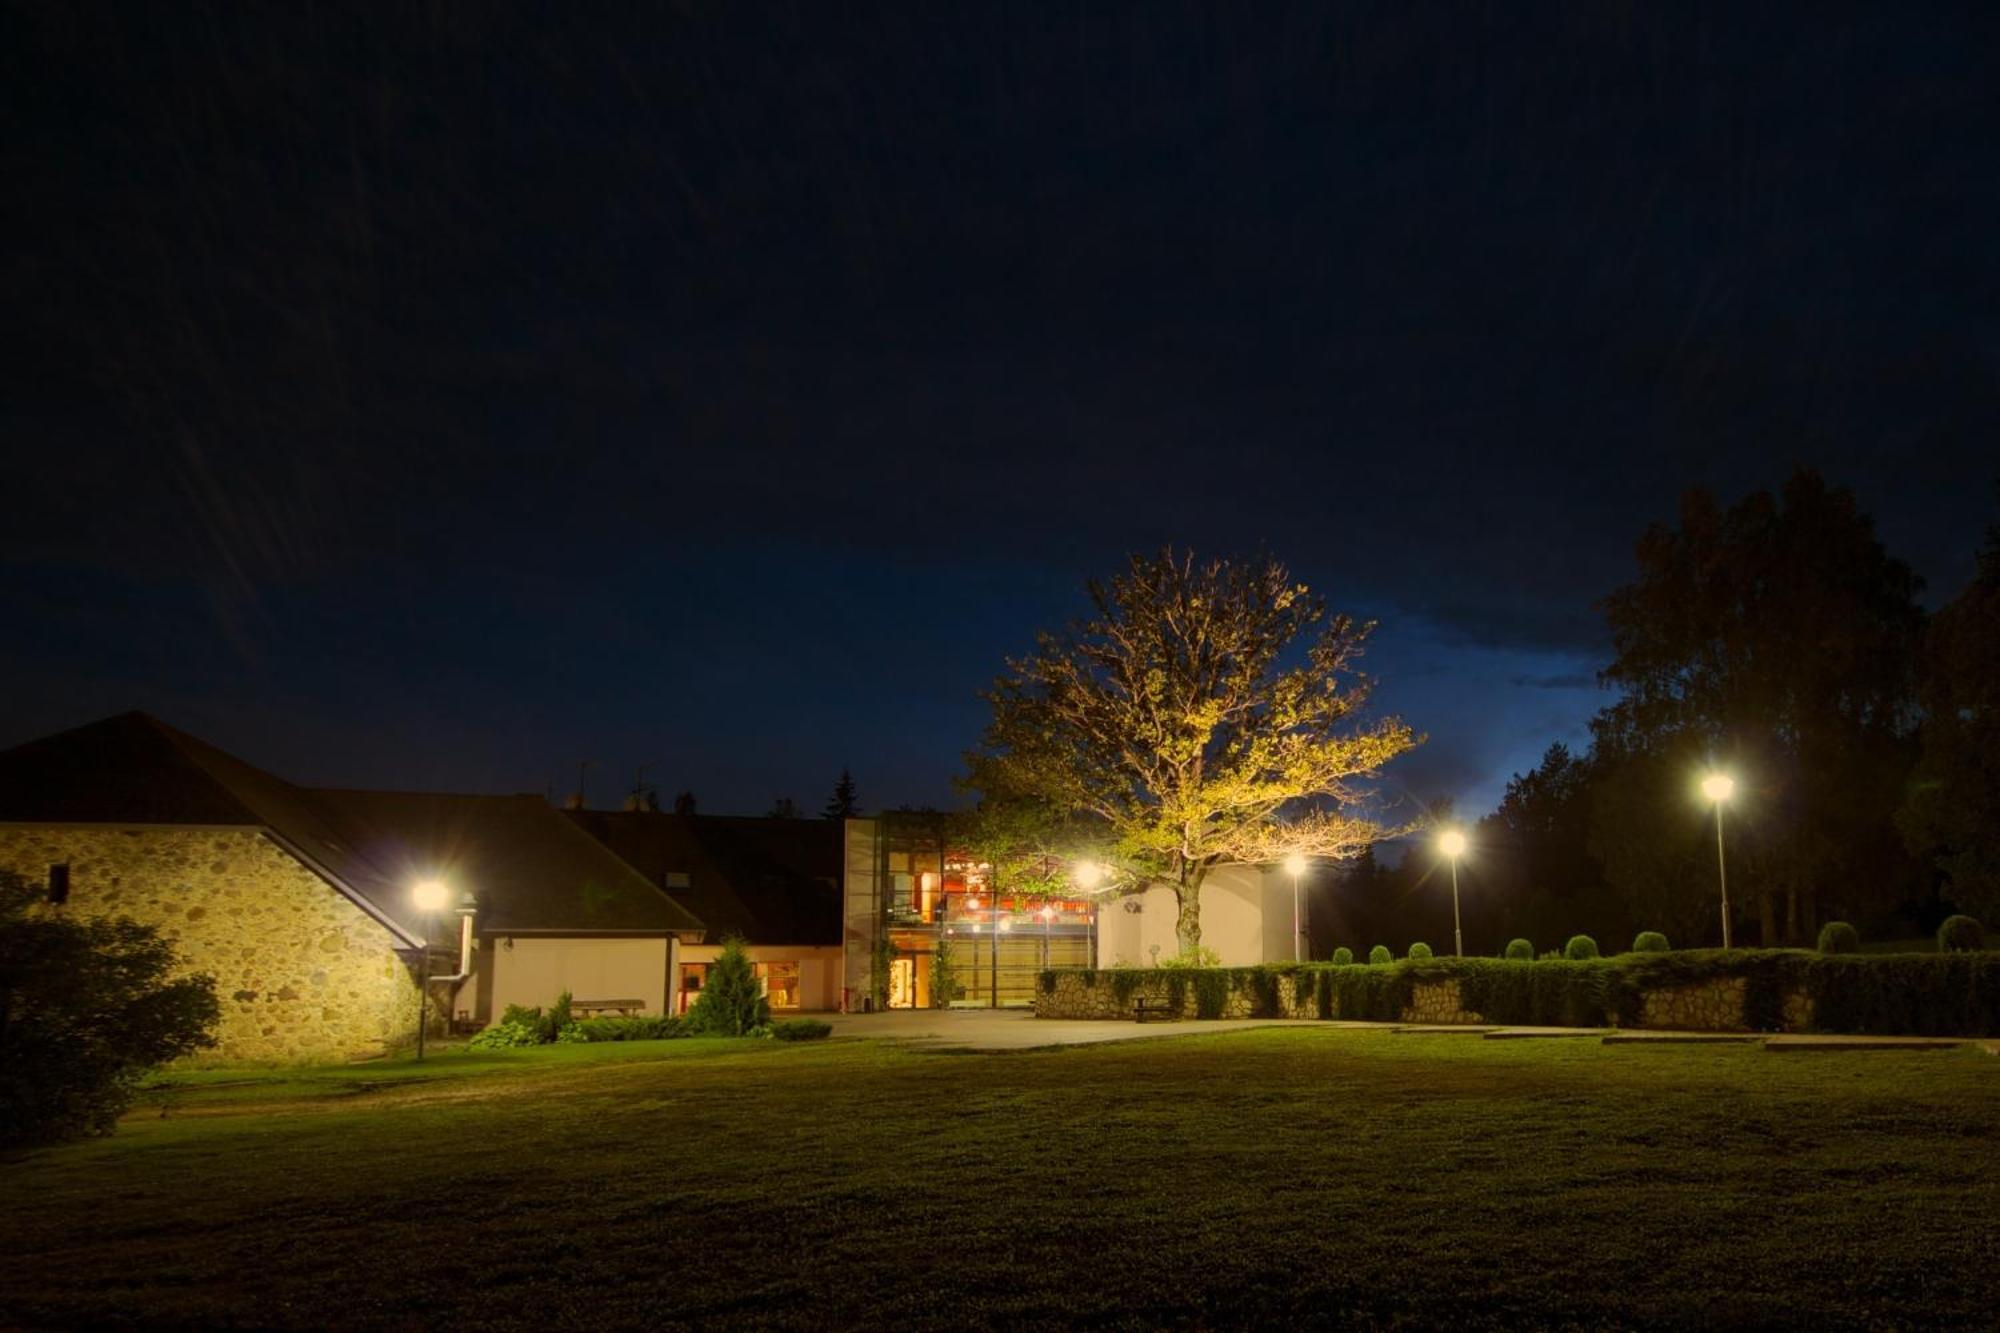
left=1437, top=830, right=1468, bottom=957
left=1283, top=852, right=1309, bottom=962
left=1039, top=904, right=1055, bottom=970
left=1073, top=860, right=1105, bottom=966
left=1701, top=773, right=1736, bottom=948
left=411, top=877, right=449, bottom=1060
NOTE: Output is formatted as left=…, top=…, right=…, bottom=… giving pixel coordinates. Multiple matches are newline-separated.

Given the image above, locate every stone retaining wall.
left=1035, top=968, right=1812, bottom=1032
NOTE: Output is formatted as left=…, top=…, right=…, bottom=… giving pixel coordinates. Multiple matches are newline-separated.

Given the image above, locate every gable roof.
left=313, top=789, right=704, bottom=936
left=566, top=810, right=842, bottom=946
left=0, top=713, right=702, bottom=940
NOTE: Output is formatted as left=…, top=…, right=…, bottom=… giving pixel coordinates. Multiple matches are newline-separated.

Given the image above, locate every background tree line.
left=1319, top=469, right=1999, bottom=955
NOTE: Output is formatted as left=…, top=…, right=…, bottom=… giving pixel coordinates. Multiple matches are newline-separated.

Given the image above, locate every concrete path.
left=820, top=1009, right=1366, bottom=1051
left=820, top=1010, right=1996, bottom=1054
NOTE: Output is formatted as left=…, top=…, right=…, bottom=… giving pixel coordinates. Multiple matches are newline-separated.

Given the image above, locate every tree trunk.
left=1173, top=863, right=1210, bottom=959
left=1757, top=891, right=1778, bottom=948
left=1784, top=886, right=1800, bottom=947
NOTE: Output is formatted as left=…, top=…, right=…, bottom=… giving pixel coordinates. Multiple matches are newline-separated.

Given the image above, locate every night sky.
left=5, top=5, right=1996, bottom=821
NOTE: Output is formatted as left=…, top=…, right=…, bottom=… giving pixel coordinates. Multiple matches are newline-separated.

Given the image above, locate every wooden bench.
left=572, top=998, right=647, bottom=1018
left=1133, top=998, right=1177, bottom=1023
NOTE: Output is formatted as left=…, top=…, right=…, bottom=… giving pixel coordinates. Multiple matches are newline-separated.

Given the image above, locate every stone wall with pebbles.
left=0, top=825, right=420, bottom=1064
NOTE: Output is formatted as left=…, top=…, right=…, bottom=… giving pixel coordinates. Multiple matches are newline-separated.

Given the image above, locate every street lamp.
left=1437, top=830, right=1468, bottom=957
left=1701, top=772, right=1736, bottom=948
left=1073, top=861, right=1104, bottom=966
left=1283, top=852, right=1309, bottom=962
left=411, top=877, right=450, bottom=1061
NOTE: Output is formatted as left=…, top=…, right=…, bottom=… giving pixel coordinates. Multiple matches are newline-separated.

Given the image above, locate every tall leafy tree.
left=1587, top=470, right=1925, bottom=944
left=1900, top=501, right=2000, bottom=919
left=966, top=549, right=1418, bottom=954
left=1471, top=743, right=1621, bottom=950
left=821, top=768, right=860, bottom=820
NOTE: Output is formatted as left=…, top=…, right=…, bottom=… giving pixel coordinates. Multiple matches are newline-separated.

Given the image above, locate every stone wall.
left=0, top=825, right=421, bottom=1064
left=1035, top=968, right=1811, bottom=1031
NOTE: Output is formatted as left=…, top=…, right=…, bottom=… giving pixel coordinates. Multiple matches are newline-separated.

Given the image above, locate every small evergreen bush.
left=1407, top=942, right=1433, bottom=960
left=468, top=1021, right=540, bottom=1049
left=1817, top=921, right=1860, bottom=955
left=1937, top=915, right=1985, bottom=953
left=771, top=1018, right=832, bottom=1042
left=1331, top=946, right=1354, bottom=966
left=1368, top=945, right=1392, bottom=965
left=1504, top=938, right=1534, bottom=961
left=688, top=937, right=772, bottom=1036
left=1564, top=935, right=1599, bottom=960
left=1631, top=931, right=1670, bottom=953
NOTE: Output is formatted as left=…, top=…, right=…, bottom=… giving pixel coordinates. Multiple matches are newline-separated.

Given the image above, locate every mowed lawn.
left=4, top=1030, right=1998, bottom=1329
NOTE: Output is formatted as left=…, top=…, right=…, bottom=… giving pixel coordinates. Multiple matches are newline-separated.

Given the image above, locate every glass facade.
left=863, top=814, right=1095, bottom=1009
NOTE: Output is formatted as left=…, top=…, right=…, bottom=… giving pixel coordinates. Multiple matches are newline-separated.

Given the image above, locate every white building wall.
left=1095, top=864, right=1299, bottom=967
left=486, top=936, right=671, bottom=1017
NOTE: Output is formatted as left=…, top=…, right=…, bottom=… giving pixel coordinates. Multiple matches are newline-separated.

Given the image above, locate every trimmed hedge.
left=1631, top=931, right=1670, bottom=953
left=1035, top=950, right=2000, bottom=1036
left=1817, top=921, right=1859, bottom=955
left=1331, top=946, right=1354, bottom=966
left=1407, top=942, right=1433, bottom=960
left=1564, top=935, right=1600, bottom=960
left=1368, top=945, right=1393, bottom=965
left=1504, top=938, right=1534, bottom=961
left=1938, top=915, right=1985, bottom=953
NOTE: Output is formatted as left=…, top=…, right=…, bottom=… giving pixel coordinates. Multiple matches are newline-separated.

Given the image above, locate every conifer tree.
left=687, top=937, right=770, bottom=1036
left=822, top=768, right=860, bottom=820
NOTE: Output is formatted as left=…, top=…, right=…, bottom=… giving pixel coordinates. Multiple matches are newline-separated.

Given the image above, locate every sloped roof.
left=314, top=789, right=703, bottom=936
left=0, top=712, right=702, bottom=940
left=567, top=810, right=842, bottom=946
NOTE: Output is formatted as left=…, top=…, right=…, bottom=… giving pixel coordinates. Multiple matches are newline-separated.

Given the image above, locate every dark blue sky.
left=4, top=4, right=1996, bottom=820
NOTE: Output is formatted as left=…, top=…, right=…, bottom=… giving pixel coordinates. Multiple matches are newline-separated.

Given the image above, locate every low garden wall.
left=1034, top=951, right=2000, bottom=1036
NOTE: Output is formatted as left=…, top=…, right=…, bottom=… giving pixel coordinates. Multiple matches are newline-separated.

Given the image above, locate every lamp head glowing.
left=1072, top=860, right=1104, bottom=890
left=1283, top=852, right=1309, bottom=877
left=1701, top=773, right=1736, bottom=804
left=411, top=878, right=450, bottom=913
left=1438, top=829, right=1468, bottom=860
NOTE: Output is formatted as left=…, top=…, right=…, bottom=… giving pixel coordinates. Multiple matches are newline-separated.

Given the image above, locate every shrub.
left=688, top=936, right=772, bottom=1035
left=1407, top=942, right=1433, bottom=960
left=467, top=1021, right=541, bottom=1049
left=498, top=995, right=574, bottom=1045
left=569, top=1015, right=688, bottom=1042
left=1631, top=931, right=1670, bottom=953
left=770, top=1018, right=832, bottom=1042
left=0, top=873, right=220, bottom=1148
left=1504, top=938, right=1534, bottom=961
left=1368, top=945, right=1392, bottom=965
left=1817, top=921, right=1860, bottom=955
left=932, top=935, right=962, bottom=1007
left=1158, top=945, right=1222, bottom=969
left=1331, top=946, right=1354, bottom=966
left=1937, top=915, right=1985, bottom=953
left=1564, top=935, right=1599, bottom=960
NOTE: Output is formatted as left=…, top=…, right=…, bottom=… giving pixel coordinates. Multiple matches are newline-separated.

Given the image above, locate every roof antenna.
left=625, top=762, right=656, bottom=813
left=566, top=759, right=592, bottom=811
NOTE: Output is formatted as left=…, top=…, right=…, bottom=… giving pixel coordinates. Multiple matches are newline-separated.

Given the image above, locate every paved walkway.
left=821, top=1010, right=1997, bottom=1054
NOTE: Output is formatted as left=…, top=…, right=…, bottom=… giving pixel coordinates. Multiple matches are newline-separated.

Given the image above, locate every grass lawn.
left=3, top=1029, right=1997, bottom=1328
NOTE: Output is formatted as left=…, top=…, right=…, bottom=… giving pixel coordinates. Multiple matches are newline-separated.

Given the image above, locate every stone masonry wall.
left=1036, top=970, right=1811, bottom=1031
left=0, top=825, right=421, bottom=1064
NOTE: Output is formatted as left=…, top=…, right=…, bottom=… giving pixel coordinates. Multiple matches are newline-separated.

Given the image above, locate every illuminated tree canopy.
left=966, top=549, right=1418, bottom=953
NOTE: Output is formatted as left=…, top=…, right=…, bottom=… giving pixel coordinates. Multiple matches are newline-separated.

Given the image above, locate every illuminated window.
left=755, top=960, right=802, bottom=1009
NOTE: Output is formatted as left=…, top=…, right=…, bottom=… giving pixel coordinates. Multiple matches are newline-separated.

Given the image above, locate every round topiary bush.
left=1407, top=942, right=1432, bottom=960
left=1368, top=945, right=1392, bottom=965
left=1331, top=946, right=1354, bottom=966
left=1631, top=931, right=1670, bottom=953
left=1938, top=914, right=1985, bottom=953
left=1504, top=938, right=1534, bottom=961
left=1817, top=920, right=1860, bottom=954
left=1564, top=934, right=1599, bottom=960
